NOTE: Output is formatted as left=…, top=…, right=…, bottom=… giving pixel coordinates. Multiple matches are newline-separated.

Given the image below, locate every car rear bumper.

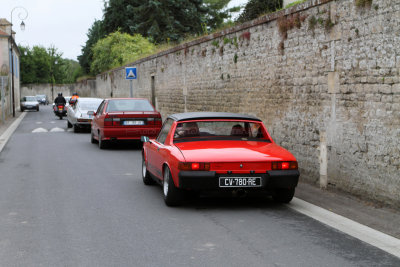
left=23, top=106, right=38, bottom=110
left=103, top=127, right=160, bottom=140
left=178, top=170, right=300, bottom=190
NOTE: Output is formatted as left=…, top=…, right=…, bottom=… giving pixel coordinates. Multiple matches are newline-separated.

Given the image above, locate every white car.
left=21, top=96, right=40, bottom=112
left=67, top=97, right=103, bottom=132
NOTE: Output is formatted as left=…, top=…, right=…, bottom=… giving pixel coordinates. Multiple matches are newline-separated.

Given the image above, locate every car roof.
left=77, top=97, right=103, bottom=102
left=104, top=98, right=149, bottom=101
left=168, top=112, right=261, bottom=122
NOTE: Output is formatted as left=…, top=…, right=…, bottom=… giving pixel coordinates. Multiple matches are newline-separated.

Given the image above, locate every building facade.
left=0, top=18, right=21, bottom=124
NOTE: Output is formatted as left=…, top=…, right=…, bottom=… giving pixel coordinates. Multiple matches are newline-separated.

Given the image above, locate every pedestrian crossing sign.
left=125, top=67, right=137, bottom=80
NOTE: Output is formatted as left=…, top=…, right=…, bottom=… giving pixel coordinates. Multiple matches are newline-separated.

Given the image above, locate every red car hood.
left=174, top=140, right=296, bottom=162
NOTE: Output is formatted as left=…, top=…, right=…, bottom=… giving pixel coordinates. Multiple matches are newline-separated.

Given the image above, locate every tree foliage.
left=78, top=20, right=105, bottom=75
left=90, top=31, right=155, bottom=74
left=78, top=0, right=240, bottom=75
left=19, top=45, right=82, bottom=84
left=236, top=0, right=283, bottom=23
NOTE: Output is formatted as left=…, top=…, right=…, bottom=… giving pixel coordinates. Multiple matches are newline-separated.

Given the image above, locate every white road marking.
left=67, top=129, right=73, bottom=132
left=32, top=128, right=48, bottom=133
left=289, top=198, right=400, bottom=258
left=36, top=122, right=43, bottom=124
left=50, top=127, right=65, bottom=132
left=0, top=112, right=27, bottom=153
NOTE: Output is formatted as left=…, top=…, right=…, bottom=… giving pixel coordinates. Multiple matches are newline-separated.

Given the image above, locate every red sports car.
left=91, top=98, right=162, bottom=149
left=141, top=112, right=300, bottom=206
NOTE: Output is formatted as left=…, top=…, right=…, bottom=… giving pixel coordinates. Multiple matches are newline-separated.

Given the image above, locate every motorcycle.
left=53, top=103, right=67, bottom=119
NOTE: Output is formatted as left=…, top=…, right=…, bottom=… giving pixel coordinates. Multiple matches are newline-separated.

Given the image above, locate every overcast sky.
left=1, top=0, right=248, bottom=61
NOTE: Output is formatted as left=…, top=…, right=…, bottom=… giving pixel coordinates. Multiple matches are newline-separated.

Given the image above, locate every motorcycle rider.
left=70, top=92, right=79, bottom=106
left=54, top=93, right=66, bottom=106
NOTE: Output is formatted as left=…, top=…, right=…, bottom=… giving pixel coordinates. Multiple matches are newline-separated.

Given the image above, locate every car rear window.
left=106, top=99, right=154, bottom=112
left=173, top=120, right=270, bottom=143
left=25, top=96, right=36, bottom=101
left=79, top=100, right=102, bottom=110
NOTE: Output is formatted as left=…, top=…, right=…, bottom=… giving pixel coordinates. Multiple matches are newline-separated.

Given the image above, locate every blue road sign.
left=125, top=67, right=137, bottom=80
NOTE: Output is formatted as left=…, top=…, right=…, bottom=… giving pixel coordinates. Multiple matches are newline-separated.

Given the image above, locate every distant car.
left=141, top=112, right=300, bottom=206
left=91, top=98, right=162, bottom=149
left=21, top=96, right=39, bottom=112
left=36, top=94, right=49, bottom=105
left=67, top=97, right=103, bottom=132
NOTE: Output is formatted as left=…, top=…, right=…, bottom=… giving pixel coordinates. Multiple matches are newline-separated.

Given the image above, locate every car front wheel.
left=272, top=188, right=295, bottom=203
left=163, top=166, right=183, bottom=206
left=142, top=156, right=155, bottom=185
left=67, top=121, right=72, bottom=128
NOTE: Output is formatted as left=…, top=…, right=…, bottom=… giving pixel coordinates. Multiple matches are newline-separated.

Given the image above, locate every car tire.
left=163, top=166, right=183, bottom=206
left=20, top=107, right=24, bottom=112
left=67, top=121, right=72, bottom=128
left=272, top=188, right=295, bottom=203
left=73, top=124, right=79, bottom=133
left=37, top=107, right=39, bottom=112
left=142, top=155, right=155, bottom=185
left=98, top=134, right=108, bottom=149
left=90, top=130, right=98, bottom=144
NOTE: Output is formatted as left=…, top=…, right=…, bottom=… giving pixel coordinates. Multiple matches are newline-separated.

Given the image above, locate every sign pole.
left=1, top=77, right=5, bottom=123
left=130, top=79, right=133, bottom=98
left=125, top=67, right=137, bottom=97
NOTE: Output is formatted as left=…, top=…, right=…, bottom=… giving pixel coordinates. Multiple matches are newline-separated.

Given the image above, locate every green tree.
left=90, top=31, right=155, bottom=74
left=78, top=20, right=106, bottom=75
left=19, top=45, right=82, bottom=84
left=203, top=0, right=241, bottom=31
left=236, top=0, right=282, bottom=23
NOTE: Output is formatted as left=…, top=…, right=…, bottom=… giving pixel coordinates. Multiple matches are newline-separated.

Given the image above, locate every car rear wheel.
left=272, top=188, right=295, bottom=203
left=67, top=121, right=72, bottom=128
left=90, top=130, right=98, bottom=144
left=142, top=156, right=155, bottom=185
left=98, top=134, right=108, bottom=149
left=163, top=166, right=183, bottom=206
left=73, top=124, right=79, bottom=132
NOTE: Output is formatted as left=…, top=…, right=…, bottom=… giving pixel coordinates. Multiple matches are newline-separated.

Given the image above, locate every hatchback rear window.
left=106, top=99, right=154, bottom=112
left=173, top=120, right=270, bottom=143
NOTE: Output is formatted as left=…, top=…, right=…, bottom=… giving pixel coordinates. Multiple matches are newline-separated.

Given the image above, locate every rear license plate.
left=123, top=120, right=144, bottom=125
left=219, top=177, right=261, bottom=187
left=58, top=108, right=63, bottom=111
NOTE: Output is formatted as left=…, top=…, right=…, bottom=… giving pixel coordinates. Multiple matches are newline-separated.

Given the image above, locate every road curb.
left=0, top=112, right=27, bottom=153
left=289, top=197, right=400, bottom=258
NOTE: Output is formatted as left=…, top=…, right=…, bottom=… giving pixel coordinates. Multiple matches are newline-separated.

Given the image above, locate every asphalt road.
left=0, top=106, right=399, bottom=266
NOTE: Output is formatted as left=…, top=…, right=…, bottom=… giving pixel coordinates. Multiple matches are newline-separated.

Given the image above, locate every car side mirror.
left=87, top=111, right=94, bottom=116
left=141, top=136, right=150, bottom=142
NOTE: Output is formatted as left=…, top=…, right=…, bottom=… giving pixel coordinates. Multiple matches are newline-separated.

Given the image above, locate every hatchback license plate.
left=123, top=120, right=144, bottom=125
left=219, top=177, right=261, bottom=187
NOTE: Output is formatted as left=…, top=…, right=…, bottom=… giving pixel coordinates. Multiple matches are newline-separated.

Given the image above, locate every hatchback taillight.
left=271, top=161, right=298, bottom=170
left=178, top=162, right=210, bottom=171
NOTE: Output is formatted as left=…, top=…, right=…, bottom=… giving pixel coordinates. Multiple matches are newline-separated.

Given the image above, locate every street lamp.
left=10, top=6, right=28, bottom=117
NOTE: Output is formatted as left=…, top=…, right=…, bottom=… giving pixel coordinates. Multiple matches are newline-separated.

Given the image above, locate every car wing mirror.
left=141, top=136, right=150, bottom=142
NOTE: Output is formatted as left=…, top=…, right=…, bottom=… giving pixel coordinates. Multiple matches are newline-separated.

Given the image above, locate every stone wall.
left=20, top=79, right=96, bottom=102
left=24, top=0, right=400, bottom=206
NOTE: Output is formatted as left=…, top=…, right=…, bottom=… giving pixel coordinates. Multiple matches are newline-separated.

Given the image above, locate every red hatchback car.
left=141, top=112, right=300, bottom=206
left=91, top=98, right=162, bottom=148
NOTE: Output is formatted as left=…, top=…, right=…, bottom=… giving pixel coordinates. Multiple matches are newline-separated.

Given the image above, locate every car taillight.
left=104, top=116, right=121, bottom=126
left=271, top=161, right=298, bottom=170
left=178, top=162, right=210, bottom=171
left=147, top=117, right=162, bottom=125
left=113, top=118, right=120, bottom=126
left=104, top=118, right=113, bottom=126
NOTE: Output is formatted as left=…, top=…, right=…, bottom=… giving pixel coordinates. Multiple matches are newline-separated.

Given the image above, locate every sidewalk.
left=1, top=112, right=399, bottom=241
